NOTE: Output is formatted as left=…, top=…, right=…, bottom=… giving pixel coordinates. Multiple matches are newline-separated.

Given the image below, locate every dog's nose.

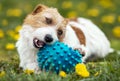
left=44, top=34, right=53, bottom=43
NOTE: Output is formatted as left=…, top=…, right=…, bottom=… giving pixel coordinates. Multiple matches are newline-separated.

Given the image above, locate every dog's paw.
left=25, top=63, right=41, bottom=74
left=74, top=48, right=85, bottom=56
left=74, top=45, right=86, bottom=56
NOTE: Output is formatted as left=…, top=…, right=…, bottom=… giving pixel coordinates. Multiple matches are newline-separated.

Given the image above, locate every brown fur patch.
left=24, top=6, right=64, bottom=28
left=71, top=26, right=86, bottom=46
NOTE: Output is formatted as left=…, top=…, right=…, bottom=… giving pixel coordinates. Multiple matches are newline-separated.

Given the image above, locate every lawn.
left=0, top=0, right=120, bottom=81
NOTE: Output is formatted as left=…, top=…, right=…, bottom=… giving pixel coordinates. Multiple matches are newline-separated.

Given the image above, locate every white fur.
left=16, top=25, right=58, bottom=72
left=65, top=18, right=112, bottom=61
left=16, top=17, right=112, bottom=71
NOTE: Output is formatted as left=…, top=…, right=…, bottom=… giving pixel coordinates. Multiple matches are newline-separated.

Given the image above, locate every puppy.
left=16, top=4, right=113, bottom=72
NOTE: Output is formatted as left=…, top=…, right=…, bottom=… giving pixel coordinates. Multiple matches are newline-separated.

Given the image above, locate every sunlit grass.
left=0, top=52, right=120, bottom=81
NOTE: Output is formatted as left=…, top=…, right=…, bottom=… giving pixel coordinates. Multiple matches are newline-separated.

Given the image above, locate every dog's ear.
left=32, top=4, right=48, bottom=15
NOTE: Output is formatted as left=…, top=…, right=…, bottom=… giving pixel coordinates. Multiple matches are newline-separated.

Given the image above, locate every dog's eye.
left=57, top=29, right=63, bottom=35
left=45, top=17, right=52, bottom=24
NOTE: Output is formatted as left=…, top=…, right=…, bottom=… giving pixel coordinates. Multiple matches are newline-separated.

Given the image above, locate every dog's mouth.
left=33, top=38, right=45, bottom=48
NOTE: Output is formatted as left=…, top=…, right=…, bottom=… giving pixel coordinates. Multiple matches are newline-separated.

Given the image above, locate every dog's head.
left=23, top=4, right=68, bottom=48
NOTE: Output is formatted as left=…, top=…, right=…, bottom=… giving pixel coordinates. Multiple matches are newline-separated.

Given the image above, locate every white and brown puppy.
left=16, top=4, right=113, bottom=72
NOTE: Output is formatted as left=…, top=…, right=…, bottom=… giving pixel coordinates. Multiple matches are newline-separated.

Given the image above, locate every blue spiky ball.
left=37, top=41, right=82, bottom=74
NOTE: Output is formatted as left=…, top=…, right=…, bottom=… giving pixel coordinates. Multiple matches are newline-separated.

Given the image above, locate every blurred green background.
left=0, top=0, right=120, bottom=61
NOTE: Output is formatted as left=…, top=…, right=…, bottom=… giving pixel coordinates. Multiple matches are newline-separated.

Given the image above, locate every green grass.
left=0, top=52, right=120, bottom=81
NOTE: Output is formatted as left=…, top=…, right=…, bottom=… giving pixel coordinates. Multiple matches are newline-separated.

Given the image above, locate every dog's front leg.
left=22, top=50, right=41, bottom=74
left=17, top=42, right=41, bottom=74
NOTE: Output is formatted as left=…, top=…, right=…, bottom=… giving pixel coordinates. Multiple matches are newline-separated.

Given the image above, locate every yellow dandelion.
left=77, top=2, right=87, bottom=12
left=0, top=71, right=5, bottom=77
left=75, top=63, right=90, bottom=77
left=24, top=69, right=34, bottom=74
left=0, top=29, right=4, bottom=38
left=7, top=30, right=20, bottom=40
left=118, top=16, right=120, bottom=22
left=112, top=26, right=120, bottom=38
left=101, top=15, right=115, bottom=24
left=7, top=30, right=15, bottom=37
left=99, top=0, right=114, bottom=8
left=59, top=71, right=67, bottom=78
left=2, top=19, right=8, bottom=26
left=13, top=34, right=20, bottom=40
left=62, top=1, right=72, bottom=9
left=6, top=9, right=22, bottom=17
left=6, top=43, right=15, bottom=50
left=67, top=11, right=77, bottom=18
left=15, top=25, right=22, bottom=33
left=87, top=9, right=99, bottom=17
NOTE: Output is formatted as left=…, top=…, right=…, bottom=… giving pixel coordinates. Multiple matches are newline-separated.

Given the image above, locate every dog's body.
left=62, top=18, right=112, bottom=61
left=16, top=4, right=112, bottom=72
